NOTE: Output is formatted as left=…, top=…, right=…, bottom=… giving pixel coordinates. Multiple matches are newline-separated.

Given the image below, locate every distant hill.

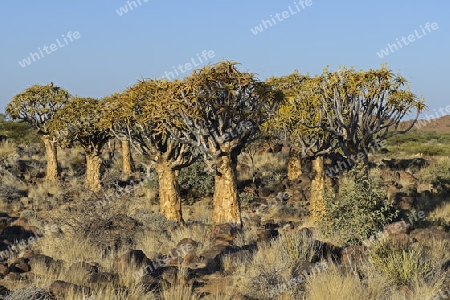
left=399, top=115, right=450, bottom=133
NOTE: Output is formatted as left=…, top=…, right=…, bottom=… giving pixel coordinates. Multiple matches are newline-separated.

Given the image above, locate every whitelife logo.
left=160, top=50, right=215, bottom=80
left=250, top=0, right=313, bottom=35
left=376, top=22, right=438, bottom=58
left=18, top=31, right=81, bottom=68
left=115, top=0, right=149, bottom=16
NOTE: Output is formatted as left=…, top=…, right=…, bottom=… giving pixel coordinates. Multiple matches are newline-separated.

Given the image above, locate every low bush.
left=319, top=164, right=398, bottom=245
left=368, top=240, right=433, bottom=286
left=178, top=159, right=214, bottom=203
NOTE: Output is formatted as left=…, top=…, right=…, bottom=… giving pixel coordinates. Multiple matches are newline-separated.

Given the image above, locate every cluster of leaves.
left=318, top=164, right=398, bottom=245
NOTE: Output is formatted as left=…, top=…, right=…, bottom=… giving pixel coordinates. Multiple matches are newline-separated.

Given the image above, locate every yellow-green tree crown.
left=6, top=83, right=70, bottom=135
left=49, top=97, right=112, bottom=154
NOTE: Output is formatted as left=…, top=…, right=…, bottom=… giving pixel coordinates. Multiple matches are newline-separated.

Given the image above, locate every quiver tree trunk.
left=42, top=135, right=59, bottom=181
left=287, top=148, right=302, bottom=180
left=86, top=153, right=102, bottom=192
left=155, top=161, right=184, bottom=224
left=212, top=153, right=241, bottom=226
left=310, top=156, right=326, bottom=223
left=121, top=139, right=134, bottom=175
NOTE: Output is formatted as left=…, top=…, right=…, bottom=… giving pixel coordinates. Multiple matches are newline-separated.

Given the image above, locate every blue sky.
left=1, top=0, right=448, bottom=118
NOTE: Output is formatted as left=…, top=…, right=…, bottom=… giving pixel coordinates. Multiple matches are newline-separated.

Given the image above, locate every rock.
left=141, top=274, right=161, bottom=292
left=341, top=246, right=368, bottom=267
left=200, top=244, right=238, bottom=273
left=389, top=192, right=416, bottom=210
left=166, top=238, right=198, bottom=265
left=183, top=252, right=204, bottom=268
left=115, top=250, right=150, bottom=270
left=0, top=218, right=10, bottom=233
left=383, top=221, right=411, bottom=236
left=11, top=261, right=31, bottom=273
left=0, top=285, right=9, bottom=297
left=397, top=195, right=416, bottom=210
left=28, top=254, right=63, bottom=274
left=176, top=238, right=198, bottom=253
left=210, top=224, right=238, bottom=245
left=388, top=233, right=413, bottom=246
left=50, top=280, right=90, bottom=298
left=86, top=272, right=119, bottom=286
left=109, top=214, right=142, bottom=232
left=0, top=226, right=37, bottom=242
left=318, top=242, right=341, bottom=262
left=410, top=228, right=450, bottom=245
left=256, top=227, right=278, bottom=242
left=0, top=263, right=9, bottom=277
left=258, top=187, right=272, bottom=197
left=161, top=267, right=178, bottom=285
left=67, top=262, right=98, bottom=277
left=5, top=272, right=22, bottom=281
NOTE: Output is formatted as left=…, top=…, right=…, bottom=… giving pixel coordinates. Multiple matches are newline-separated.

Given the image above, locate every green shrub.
left=368, top=240, right=432, bottom=286
left=386, top=131, right=450, bottom=155
left=141, top=168, right=159, bottom=191
left=0, top=120, right=39, bottom=143
left=319, top=164, right=398, bottom=245
left=239, top=191, right=254, bottom=207
left=178, top=159, right=214, bottom=203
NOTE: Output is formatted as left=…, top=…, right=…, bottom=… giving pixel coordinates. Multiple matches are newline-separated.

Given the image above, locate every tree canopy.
left=49, top=97, right=112, bottom=154
left=6, top=83, right=70, bottom=135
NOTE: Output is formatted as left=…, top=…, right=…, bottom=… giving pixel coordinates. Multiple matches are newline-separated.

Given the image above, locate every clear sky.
left=1, top=0, right=448, bottom=118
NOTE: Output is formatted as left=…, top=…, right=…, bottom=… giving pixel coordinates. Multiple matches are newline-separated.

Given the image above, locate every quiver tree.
left=102, top=94, right=135, bottom=176
left=265, top=73, right=335, bottom=223
left=315, top=66, right=426, bottom=169
left=5, top=83, right=70, bottom=181
left=49, top=97, right=112, bottom=192
left=166, top=61, right=282, bottom=226
left=103, top=80, right=197, bottom=224
left=264, top=72, right=310, bottom=181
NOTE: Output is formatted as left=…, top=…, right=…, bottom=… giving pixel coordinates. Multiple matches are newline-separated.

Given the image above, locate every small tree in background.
left=166, top=61, right=282, bottom=226
left=103, top=80, right=197, bottom=224
left=264, top=71, right=308, bottom=181
left=266, top=66, right=426, bottom=223
left=315, top=66, right=426, bottom=168
left=265, top=73, right=335, bottom=222
left=5, top=83, right=70, bottom=181
left=102, top=94, right=135, bottom=176
left=49, top=97, right=112, bottom=192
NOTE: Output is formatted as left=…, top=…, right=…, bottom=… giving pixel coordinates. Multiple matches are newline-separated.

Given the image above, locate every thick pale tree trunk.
left=155, top=162, right=184, bottom=223
left=41, top=135, right=59, bottom=181
left=212, top=154, right=241, bottom=226
left=121, top=139, right=133, bottom=175
left=86, top=154, right=102, bottom=192
left=287, top=148, right=302, bottom=180
left=310, top=156, right=326, bottom=223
